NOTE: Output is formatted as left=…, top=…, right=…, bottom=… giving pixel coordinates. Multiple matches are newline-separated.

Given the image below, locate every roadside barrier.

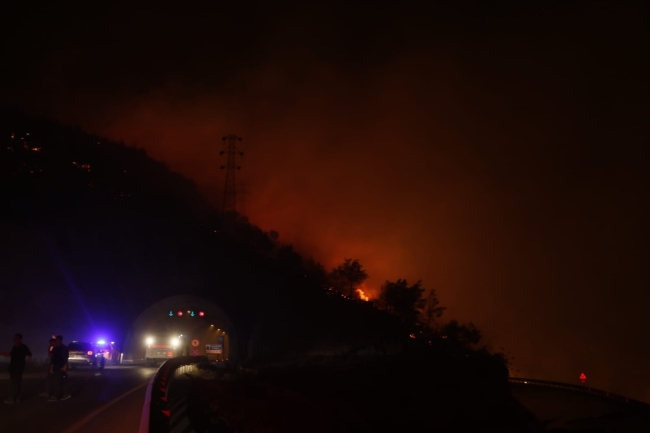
left=139, top=356, right=209, bottom=433
left=509, top=377, right=650, bottom=409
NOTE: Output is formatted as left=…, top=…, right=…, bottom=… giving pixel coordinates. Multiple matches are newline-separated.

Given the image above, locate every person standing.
left=0, top=333, right=33, bottom=404
left=39, top=337, right=56, bottom=397
left=48, top=336, right=56, bottom=358
left=48, top=335, right=70, bottom=402
left=57, top=335, right=69, bottom=372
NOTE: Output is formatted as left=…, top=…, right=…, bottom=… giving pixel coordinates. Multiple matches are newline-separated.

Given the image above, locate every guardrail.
left=139, top=356, right=209, bottom=433
left=508, top=377, right=650, bottom=409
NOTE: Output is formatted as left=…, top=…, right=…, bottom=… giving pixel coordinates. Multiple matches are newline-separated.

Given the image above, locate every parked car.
left=67, top=341, right=98, bottom=369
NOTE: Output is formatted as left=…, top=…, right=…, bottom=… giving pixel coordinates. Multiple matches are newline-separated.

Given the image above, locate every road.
left=0, top=363, right=158, bottom=433
left=510, top=379, right=650, bottom=431
left=10, top=365, right=650, bottom=433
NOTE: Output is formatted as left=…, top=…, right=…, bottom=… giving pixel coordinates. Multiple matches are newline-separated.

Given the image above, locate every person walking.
left=48, top=335, right=70, bottom=402
left=0, top=333, right=33, bottom=404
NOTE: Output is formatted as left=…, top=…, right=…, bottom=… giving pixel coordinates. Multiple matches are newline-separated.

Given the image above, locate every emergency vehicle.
left=95, top=340, right=121, bottom=366
left=144, top=334, right=181, bottom=364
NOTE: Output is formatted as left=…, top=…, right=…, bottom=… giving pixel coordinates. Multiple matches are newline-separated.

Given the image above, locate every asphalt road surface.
left=0, top=363, right=158, bottom=433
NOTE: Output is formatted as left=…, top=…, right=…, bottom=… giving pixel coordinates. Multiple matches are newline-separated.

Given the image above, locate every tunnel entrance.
left=122, top=294, right=237, bottom=363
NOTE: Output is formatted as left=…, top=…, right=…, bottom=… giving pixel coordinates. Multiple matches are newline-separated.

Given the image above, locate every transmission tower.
left=219, top=134, right=243, bottom=214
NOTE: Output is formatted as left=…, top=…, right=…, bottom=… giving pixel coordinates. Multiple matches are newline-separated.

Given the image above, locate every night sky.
left=2, top=2, right=649, bottom=400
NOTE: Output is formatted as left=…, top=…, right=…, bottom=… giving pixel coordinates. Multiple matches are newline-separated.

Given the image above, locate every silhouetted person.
left=39, top=337, right=56, bottom=397
left=58, top=335, right=69, bottom=372
left=48, top=335, right=70, bottom=401
left=48, top=337, right=56, bottom=358
left=0, top=333, right=32, bottom=404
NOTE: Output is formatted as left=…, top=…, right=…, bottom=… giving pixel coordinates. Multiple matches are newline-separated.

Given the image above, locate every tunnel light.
left=146, top=337, right=154, bottom=345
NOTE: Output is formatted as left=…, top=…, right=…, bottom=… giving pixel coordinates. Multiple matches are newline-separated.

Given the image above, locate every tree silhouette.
left=440, top=320, right=482, bottom=348
left=328, top=258, right=368, bottom=298
left=422, top=289, right=446, bottom=328
left=378, top=279, right=426, bottom=324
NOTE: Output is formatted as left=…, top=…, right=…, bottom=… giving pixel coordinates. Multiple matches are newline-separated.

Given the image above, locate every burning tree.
left=328, top=258, right=368, bottom=298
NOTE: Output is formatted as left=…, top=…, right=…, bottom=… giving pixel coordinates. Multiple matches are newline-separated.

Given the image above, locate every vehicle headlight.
left=145, top=337, right=154, bottom=345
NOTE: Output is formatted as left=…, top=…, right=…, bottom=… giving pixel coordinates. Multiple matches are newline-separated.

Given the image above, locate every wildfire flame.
left=356, top=288, right=370, bottom=301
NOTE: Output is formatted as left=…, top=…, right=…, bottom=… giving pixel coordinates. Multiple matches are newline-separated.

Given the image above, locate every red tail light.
left=87, top=351, right=93, bottom=356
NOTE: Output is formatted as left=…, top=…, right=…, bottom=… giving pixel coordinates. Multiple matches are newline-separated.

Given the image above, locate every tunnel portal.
left=123, top=294, right=237, bottom=363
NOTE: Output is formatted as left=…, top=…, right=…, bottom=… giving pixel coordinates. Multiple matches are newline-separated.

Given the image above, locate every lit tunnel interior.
left=122, top=294, right=237, bottom=363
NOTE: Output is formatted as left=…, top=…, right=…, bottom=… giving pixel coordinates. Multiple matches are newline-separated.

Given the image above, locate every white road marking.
left=61, top=381, right=149, bottom=433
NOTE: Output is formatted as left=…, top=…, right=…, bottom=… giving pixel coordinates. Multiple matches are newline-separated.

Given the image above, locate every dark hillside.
left=0, top=107, right=546, bottom=430
left=0, top=107, right=260, bottom=343
left=0, top=106, right=213, bottom=220
left=0, top=107, right=394, bottom=358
